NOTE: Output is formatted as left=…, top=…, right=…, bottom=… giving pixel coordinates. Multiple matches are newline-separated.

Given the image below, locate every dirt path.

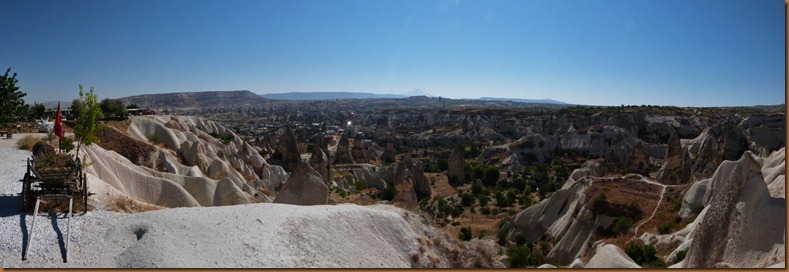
left=629, top=175, right=684, bottom=241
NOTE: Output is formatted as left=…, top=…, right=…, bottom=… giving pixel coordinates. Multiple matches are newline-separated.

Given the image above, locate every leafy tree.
left=31, top=102, right=46, bottom=119
left=495, top=191, right=510, bottom=207
left=471, top=180, right=484, bottom=196
left=99, top=98, right=127, bottom=120
left=451, top=205, right=463, bottom=222
left=71, top=99, right=84, bottom=118
left=73, top=85, right=104, bottom=161
left=483, top=166, right=499, bottom=187
left=0, top=68, right=27, bottom=123
left=460, top=192, right=475, bottom=206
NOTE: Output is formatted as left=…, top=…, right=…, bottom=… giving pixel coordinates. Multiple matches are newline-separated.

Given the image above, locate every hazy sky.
left=1, top=0, right=784, bottom=106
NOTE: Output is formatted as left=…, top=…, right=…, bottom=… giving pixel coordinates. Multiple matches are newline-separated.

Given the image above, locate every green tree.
left=71, top=99, right=84, bottom=118
left=99, top=98, right=127, bottom=120
left=74, top=85, right=104, bottom=161
left=483, top=166, right=499, bottom=187
left=0, top=68, right=27, bottom=123
left=31, top=102, right=46, bottom=119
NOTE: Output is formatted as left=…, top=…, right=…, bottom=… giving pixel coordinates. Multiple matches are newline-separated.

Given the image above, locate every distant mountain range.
left=478, top=97, right=567, bottom=105
left=262, top=91, right=566, bottom=104
left=261, top=92, right=407, bottom=100
left=110, top=90, right=566, bottom=109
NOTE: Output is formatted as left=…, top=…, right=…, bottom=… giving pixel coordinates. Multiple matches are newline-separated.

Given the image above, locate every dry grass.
left=108, top=196, right=161, bottom=213
left=16, top=135, right=47, bottom=150
left=426, top=173, right=456, bottom=198
left=36, top=199, right=90, bottom=214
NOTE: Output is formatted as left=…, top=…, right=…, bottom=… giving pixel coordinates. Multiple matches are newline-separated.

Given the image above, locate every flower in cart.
left=36, top=152, right=75, bottom=171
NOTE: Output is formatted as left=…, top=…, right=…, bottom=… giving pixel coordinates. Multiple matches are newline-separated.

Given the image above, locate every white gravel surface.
left=0, top=147, right=119, bottom=268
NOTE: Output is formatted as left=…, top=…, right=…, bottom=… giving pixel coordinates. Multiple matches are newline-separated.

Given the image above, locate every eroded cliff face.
left=85, top=115, right=290, bottom=209
left=502, top=147, right=785, bottom=268
left=683, top=150, right=785, bottom=268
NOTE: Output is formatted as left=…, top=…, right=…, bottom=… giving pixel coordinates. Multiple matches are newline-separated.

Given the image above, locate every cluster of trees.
left=624, top=241, right=667, bottom=268
left=0, top=67, right=131, bottom=123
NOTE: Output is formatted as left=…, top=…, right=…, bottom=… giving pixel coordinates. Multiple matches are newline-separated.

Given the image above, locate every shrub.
left=671, top=248, right=688, bottom=263
left=481, top=207, right=491, bottom=215
left=471, top=181, right=483, bottom=195
left=147, top=134, right=161, bottom=145
left=458, top=226, right=472, bottom=241
left=506, top=245, right=530, bottom=268
left=478, top=194, right=489, bottom=206
left=671, top=199, right=683, bottom=212
left=612, top=217, right=634, bottom=235
left=658, top=221, right=677, bottom=234
left=506, top=244, right=546, bottom=268
left=460, top=193, right=475, bottom=206
left=496, top=227, right=509, bottom=246
left=381, top=184, right=396, bottom=201
left=209, top=132, right=235, bottom=145
left=495, top=191, right=510, bottom=207
left=624, top=241, right=666, bottom=268
left=351, top=179, right=366, bottom=191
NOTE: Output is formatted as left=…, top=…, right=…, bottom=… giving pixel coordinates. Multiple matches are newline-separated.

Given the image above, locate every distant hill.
left=478, top=97, right=567, bottom=105
left=118, top=90, right=267, bottom=108
left=261, top=92, right=407, bottom=100
left=400, top=89, right=433, bottom=97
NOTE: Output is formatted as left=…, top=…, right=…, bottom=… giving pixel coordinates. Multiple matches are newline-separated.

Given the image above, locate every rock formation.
left=296, top=128, right=307, bottom=155
left=334, top=134, right=355, bottom=164
left=392, top=163, right=418, bottom=209
left=585, top=244, right=640, bottom=268
left=656, top=133, right=692, bottom=185
left=274, top=162, right=329, bottom=205
left=410, top=162, right=431, bottom=200
left=382, top=140, right=396, bottom=163
left=683, top=151, right=785, bottom=268
left=625, top=141, right=650, bottom=174
left=309, top=147, right=331, bottom=184
left=271, top=127, right=302, bottom=172
left=351, top=134, right=368, bottom=164
left=447, top=148, right=464, bottom=186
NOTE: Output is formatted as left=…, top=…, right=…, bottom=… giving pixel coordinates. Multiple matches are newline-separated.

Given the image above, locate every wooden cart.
left=20, top=142, right=88, bottom=262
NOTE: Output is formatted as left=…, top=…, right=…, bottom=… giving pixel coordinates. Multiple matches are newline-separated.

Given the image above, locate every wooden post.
left=66, top=196, right=73, bottom=262
left=23, top=198, right=41, bottom=260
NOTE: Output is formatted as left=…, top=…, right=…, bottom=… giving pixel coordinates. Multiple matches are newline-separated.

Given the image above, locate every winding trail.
left=627, top=174, right=685, bottom=242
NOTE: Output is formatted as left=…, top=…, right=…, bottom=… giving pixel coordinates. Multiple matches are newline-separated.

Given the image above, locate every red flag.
left=54, top=101, right=63, bottom=141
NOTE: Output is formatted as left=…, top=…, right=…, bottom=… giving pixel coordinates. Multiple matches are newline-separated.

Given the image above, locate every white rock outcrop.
left=683, top=151, right=785, bottom=268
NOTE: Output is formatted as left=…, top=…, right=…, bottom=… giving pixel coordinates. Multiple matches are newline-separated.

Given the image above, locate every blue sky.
left=1, top=0, right=784, bottom=106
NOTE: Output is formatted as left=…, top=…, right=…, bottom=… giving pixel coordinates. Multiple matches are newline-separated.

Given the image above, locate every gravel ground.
left=0, top=147, right=119, bottom=268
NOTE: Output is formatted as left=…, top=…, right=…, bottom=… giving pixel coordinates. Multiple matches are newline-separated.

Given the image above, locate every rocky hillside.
left=12, top=101, right=781, bottom=268
left=118, top=90, right=268, bottom=109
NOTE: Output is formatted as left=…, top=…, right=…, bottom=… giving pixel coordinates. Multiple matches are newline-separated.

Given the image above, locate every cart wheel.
left=21, top=173, right=31, bottom=212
